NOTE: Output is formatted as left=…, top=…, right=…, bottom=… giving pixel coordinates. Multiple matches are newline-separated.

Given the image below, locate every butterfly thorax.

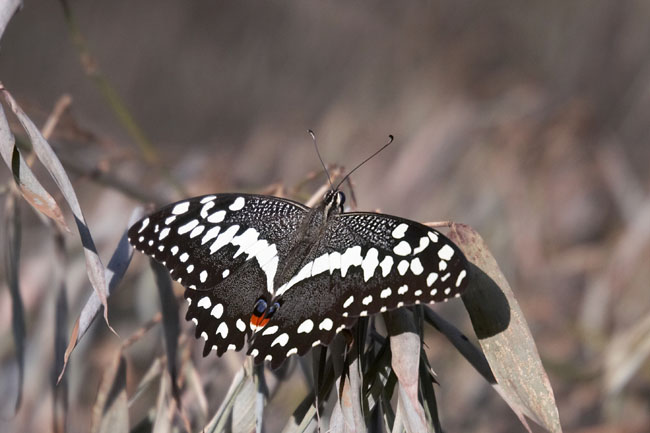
left=271, top=190, right=345, bottom=299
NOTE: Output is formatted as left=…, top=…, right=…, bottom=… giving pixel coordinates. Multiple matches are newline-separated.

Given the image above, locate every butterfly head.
left=323, top=189, right=346, bottom=216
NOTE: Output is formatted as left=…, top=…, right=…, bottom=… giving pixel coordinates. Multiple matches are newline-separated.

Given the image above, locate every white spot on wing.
left=255, top=243, right=278, bottom=294
left=341, top=246, right=363, bottom=277
left=319, top=318, right=333, bottom=331
left=207, top=210, right=226, bottom=223
left=211, top=303, right=224, bottom=319
left=361, top=248, right=379, bottom=281
left=393, top=241, right=412, bottom=256
left=189, top=225, right=205, bottom=238
left=397, top=260, right=409, bottom=275
left=287, top=348, right=298, bottom=356
left=236, top=319, right=246, bottom=332
left=165, top=216, right=176, bottom=225
left=200, top=195, right=216, bottom=204
left=200, top=270, right=208, bottom=282
left=138, top=218, right=150, bottom=233
left=380, top=287, right=392, bottom=298
left=186, top=264, right=194, bottom=273
left=297, top=319, right=314, bottom=334
left=456, top=269, right=467, bottom=287
left=392, top=223, right=408, bottom=239
left=222, top=269, right=229, bottom=278
left=413, top=237, right=430, bottom=254
left=262, top=325, right=279, bottom=336
left=200, top=201, right=215, bottom=219
left=180, top=252, right=189, bottom=262
left=410, top=258, right=424, bottom=275
left=312, top=253, right=330, bottom=277
left=201, top=226, right=221, bottom=245
left=379, top=256, right=394, bottom=277
left=427, top=272, right=438, bottom=287
left=159, top=228, right=170, bottom=240
left=198, top=297, right=211, bottom=309
left=438, top=244, right=455, bottom=261
left=172, top=202, right=189, bottom=215
left=428, top=231, right=439, bottom=243
left=398, top=285, right=408, bottom=295
left=329, top=251, right=341, bottom=274
left=229, top=197, right=245, bottom=211
left=178, top=219, right=199, bottom=235
left=210, top=225, right=240, bottom=254
left=362, top=295, right=373, bottom=305
left=231, top=228, right=260, bottom=258
left=343, top=296, right=354, bottom=308
left=271, top=333, right=289, bottom=347
left=216, top=322, right=229, bottom=338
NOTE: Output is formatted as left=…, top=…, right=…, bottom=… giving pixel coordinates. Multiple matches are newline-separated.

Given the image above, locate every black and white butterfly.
left=129, top=188, right=468, bottom=369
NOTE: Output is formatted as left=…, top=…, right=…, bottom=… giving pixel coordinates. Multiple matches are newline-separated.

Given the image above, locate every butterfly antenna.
left=335, top=134, right=394, bottom=190
left=310, top=129, right=333, bottom=189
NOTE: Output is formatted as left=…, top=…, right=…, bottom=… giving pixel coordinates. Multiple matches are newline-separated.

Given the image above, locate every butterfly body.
left=128, top=189, right=468, bottom=368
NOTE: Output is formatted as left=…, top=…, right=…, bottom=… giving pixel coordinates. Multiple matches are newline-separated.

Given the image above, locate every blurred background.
left=1, top=1, right=650, bottom=432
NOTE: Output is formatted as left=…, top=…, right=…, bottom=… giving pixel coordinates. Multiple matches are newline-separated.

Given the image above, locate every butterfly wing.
left=128, top=194, right=308, bottom=356
left=248, top=212, right=469, bottom=368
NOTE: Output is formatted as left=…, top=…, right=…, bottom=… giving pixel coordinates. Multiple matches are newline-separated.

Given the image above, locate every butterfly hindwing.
left=248, top=212, right=468, bottom=366
left=128, top=194, right=309, bottom=355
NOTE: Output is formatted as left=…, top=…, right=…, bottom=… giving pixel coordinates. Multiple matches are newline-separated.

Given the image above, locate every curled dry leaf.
left=385, top=309, right=427, bottom=433
left=449, top=223, right=562, bottom=433
left=57, top=207, right=143, bottom=383
left=0, top=102, right=68, bottom=229
left=2, top=88, right=110, bottom=326
left=334, top=356, right=364, bottom=433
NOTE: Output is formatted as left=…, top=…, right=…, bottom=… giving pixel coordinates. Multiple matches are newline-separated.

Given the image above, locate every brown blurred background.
left=1, top=1, right=650, bottom=432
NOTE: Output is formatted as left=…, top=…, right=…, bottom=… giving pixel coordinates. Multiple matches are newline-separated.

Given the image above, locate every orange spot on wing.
left=250, top=314, right=270, bottom=330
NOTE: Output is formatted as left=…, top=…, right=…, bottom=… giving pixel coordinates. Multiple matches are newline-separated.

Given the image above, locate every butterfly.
left=128, top=186, right=469, bottom=369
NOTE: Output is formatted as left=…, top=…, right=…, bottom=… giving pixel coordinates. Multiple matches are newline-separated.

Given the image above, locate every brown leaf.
left=0, top=103, right=68, bottom=229
left=449, top=223, right=562, bottom=433
left=386, top=309, right=427, bottom=433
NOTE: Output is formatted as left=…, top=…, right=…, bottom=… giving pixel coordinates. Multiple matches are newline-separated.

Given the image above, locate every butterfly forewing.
left=248, top=212, right=468, bottom=366
left=128, top=194, right=308, bottom=355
